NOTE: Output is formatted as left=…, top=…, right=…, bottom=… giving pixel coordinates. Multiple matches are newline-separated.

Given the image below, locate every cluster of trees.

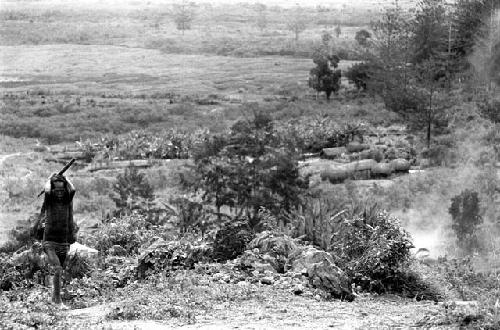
left=344, top=0, right=500, bottom=147
left=190, top=112, right=309, bottom=229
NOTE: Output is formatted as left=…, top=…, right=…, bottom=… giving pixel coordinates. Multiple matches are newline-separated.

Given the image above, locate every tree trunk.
left=427, top=90, right=433, bottom=149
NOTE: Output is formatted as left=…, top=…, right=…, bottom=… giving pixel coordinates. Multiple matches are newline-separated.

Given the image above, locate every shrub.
left=212, top=220, right=255, bottom=262
left=111, top=166, right=154, bottom=215
left=383, top=87, right=426, bottom=122
left=345, top=62, right=372, bottom=91
left=86, top=214, right=155, bottom=256
left=0, top=218, right=35, bottom=254
left=136, top=239, right=212, bottom=279
left=169, top=196, right=220, bottom=237
left=449, top=190, right=483, bottom=255
left=329, top=205, right=414, bottom=293
left=64, top=253, right=93, bottom=281
left=285, top=195, right=348, bottom=251
left=478, top=99, right=500, bottom=124
left=0, top=254, right=26, bottom=291
left=354, top=29, right=371, bottom=47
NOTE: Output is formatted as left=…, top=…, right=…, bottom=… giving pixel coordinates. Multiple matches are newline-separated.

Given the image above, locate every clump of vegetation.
left=344, top=62, right=373, bottom=91
left=0, top=222, right=33, bottom=254
left=82, top=214, right=162, bottom=256
left=329, top=205, right=415, bottom=293
left=212, top=220, right=254, bottom=262
left=449, top=190, right=483, bottom=255
left=478, top=99, right=500, bottom=124
left=136, top=239, right=211, bottom=279
left=111, top=166, right=154, bottom=216
left=308, top=48, right=341, bottom=100
left=191, top=112, right=309, bottom=229
left=64, top=253, right=93, bottom=281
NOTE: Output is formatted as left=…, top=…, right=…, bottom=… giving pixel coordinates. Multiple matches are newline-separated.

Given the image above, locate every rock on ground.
left=287, top=246, right=354, bottom=301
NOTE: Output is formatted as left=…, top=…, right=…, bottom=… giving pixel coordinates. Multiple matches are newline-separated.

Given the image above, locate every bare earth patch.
left=64, top=292, right=443, bottom=330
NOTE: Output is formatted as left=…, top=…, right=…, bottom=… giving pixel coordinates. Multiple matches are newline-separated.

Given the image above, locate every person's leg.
left=44, top=246, right=63, bottom=304
left=56, top=247, right=69, bottom=289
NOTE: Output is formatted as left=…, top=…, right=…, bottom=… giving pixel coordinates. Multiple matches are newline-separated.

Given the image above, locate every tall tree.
left=370, top=1, right=414, bottom=91
left=415, top=56, right=450, bottom=148
left=412, top=0, right=449, bottom=64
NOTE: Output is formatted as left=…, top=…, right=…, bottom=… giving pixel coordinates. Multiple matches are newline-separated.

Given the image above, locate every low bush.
left=344, top=62, right=373, bottom=91
left=64, top=253, right=93, bottom=281
left=329, top=205, right=415, bottom=294
left=136, top=239, right=212, bottom=279
left=478, top=99, right=500, bottom=124
left=111, top=166, right=154, bottom=215
left=0, top=218, right=35, bottom=254
left=383, top=87, right=425, bottom=121
left=438, top=257, right=500, bottom=328
left=83, top=214, right=159, bottom=256
left=0, top=254, right=25, bottom=291
left=212, top=220, right=255, bottom=262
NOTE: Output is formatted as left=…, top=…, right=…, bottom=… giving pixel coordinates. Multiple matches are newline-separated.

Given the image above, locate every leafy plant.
left=64, top=253, right=93, bottom=281
left=212, top=220, right=254, bottom=262
left=329, top=205, right=414, bottom=293
left=0, top=222, right=33, bottom=253
left=136, top=239, right=211, bottom=279
left=86, top=214, right=157, bottom=256
left=111, top=166, right=154, bottom=215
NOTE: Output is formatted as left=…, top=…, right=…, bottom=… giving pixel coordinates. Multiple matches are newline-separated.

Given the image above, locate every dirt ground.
left=65, top=291, right=448, bottom=330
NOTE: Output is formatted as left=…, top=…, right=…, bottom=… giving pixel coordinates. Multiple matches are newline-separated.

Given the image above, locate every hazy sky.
left=0, top=0, right=406, bottom=10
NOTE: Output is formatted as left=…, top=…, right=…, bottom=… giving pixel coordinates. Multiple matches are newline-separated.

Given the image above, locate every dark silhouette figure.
left=37, top=174, right=77, bottom=305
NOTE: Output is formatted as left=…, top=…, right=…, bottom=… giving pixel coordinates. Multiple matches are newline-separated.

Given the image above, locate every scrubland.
left=1, top=0, right=500, bottom=329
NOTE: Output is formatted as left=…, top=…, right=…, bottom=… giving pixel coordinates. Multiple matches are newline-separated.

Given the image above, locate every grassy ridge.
left=0, top=44, right=368, bottom=143
left=0, top=1, right=368, bottom=59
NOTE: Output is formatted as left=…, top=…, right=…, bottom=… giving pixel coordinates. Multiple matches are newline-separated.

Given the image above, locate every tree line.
left=342, top=0, right=500, bottom=148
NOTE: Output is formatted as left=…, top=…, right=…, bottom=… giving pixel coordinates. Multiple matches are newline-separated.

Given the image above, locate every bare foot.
left=58, top=303, right=70, bottom=310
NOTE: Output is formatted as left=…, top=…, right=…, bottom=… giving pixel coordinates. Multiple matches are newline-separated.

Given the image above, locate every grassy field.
left=0, top=43, right=370, bottom=143
left=0, top=0, right=373, bottom=60
left=0, top=44, right=357, bottom=96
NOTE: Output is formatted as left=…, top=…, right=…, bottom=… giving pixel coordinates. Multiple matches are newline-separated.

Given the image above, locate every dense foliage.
left=192, top=113, right=309, bottom=228
left=308, top=48, right=341, bottom=100
left=344, top=62, right=374, bottom=91
left=111, top=166, right=154, bottom=215
left=329, top=205, right=414, bottom=293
